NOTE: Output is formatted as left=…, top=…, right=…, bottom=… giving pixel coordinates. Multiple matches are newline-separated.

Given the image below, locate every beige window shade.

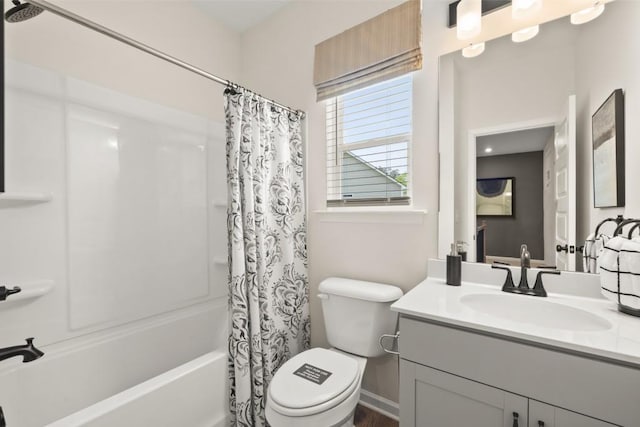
left=313, top=0, right=422, bottom=102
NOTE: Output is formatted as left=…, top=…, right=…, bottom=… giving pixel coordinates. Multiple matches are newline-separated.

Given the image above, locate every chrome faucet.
left=519, top=244, right=531, bottom=289
left=491, top=244, right=561, bottom=297
left=0, top=338, right=44, bottom=363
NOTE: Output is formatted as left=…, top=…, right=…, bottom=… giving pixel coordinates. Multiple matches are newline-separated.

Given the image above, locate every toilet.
left=265, top=277, right=403, bottom=427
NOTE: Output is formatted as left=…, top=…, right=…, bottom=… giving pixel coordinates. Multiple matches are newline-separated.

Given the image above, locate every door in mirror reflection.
left=554, top=95, right=577, bottom=271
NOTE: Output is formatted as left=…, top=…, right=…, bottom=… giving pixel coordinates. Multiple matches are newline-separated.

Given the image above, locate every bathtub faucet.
left=0, top=338, right=44, bottom=363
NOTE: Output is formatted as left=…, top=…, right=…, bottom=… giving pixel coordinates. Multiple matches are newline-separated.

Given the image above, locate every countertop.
left=391, top=276, right=640, bottom=368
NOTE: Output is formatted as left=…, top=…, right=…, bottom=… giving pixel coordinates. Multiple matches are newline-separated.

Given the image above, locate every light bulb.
left=512, top=25, right=540, bottom=43
left=462, top=42, right=485, bottom=58
left=512, top=0, right=542, bottom=19
left=571, top=2, right=605, bottom=25
left=457, top=0, right=481, bottom=40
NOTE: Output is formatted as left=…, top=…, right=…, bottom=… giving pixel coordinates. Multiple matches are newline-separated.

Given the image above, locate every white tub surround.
left=392, top=259, right=640, bottom=367
left=0, top=302, right=227, bottom=427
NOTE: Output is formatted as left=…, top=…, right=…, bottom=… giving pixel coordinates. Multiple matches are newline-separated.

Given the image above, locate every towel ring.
left=595, top=215, right=625, bottom=237
left=618, top=219, right=640, bottom=239
left=613, top=219, right=640, bottom=237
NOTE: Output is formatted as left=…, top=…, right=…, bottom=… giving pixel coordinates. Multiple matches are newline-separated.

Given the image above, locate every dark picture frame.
left=476, top=177, right=514, bottom=217
left=592, top=89, right=625, bottom=208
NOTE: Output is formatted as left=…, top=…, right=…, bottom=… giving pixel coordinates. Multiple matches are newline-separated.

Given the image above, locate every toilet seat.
left=268, top=348, right=361, bottom=417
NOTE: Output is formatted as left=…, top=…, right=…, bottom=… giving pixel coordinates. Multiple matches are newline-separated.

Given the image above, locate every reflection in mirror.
left=476, top=128, right=555, bottom=268
left=438, top=0, right=640, bottom=273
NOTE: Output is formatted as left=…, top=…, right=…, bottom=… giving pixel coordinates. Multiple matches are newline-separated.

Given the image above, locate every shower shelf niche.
left=1, top=280, right=55, bottom=303
left=0, top=192, right=53, bottom=208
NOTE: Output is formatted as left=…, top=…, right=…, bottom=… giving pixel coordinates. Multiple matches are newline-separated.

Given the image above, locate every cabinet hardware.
left=512, top=411, right=519, bottom=427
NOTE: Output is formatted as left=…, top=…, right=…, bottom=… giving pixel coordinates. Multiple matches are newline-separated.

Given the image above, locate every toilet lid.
left=269, top=348, right=359, bottom=409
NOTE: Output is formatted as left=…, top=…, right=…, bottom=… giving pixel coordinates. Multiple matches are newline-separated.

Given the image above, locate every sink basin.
left=460, top=293, right=612, bottom=332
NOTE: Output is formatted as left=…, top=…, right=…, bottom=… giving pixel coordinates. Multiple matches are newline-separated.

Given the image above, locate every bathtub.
left=46, top=351, right=228, bottom=427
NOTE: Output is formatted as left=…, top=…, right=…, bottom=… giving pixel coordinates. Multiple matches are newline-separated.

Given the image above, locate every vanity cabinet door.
left=400, top=359, right=528, bottom=427
left=529, top=400, right=618, bottom=427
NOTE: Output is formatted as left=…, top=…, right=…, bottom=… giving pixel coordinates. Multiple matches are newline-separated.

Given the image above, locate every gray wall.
left=477, top=151, right=544, bottom=259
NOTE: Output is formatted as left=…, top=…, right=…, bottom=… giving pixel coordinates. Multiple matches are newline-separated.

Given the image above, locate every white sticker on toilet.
left=293, top=363, right=332, bottom=385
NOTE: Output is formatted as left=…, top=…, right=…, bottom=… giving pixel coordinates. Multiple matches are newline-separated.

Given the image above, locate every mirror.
left=438, top=0, right=637, bottom=272
left=1, top=15, right=5, bottom=193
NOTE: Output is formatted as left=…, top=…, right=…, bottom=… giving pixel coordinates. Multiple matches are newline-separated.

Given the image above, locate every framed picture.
left=476, top=177, right=514, bottom=217
left=592, top=89, right=625, bottom=208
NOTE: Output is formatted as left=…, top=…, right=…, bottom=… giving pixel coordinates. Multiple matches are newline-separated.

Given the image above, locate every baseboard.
left=358, top=389, right=399, bottom=421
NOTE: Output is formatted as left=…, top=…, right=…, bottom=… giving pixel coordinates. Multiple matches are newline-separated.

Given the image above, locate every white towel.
left=599, top=236, right=625, bottom=304
left=618, top=237, right=640, bottom=310
left=592, top=234, right=611, bottom=273
left=599, top=236, right=640, bottom=310
left=583, top=233, right=596, bottom=273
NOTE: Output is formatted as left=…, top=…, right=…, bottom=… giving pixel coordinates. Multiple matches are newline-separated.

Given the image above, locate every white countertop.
left=391, top=276, right=640, bottom=368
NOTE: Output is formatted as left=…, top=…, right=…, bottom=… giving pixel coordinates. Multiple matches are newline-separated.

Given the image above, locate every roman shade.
left=313, top=0, right=422, bottom=101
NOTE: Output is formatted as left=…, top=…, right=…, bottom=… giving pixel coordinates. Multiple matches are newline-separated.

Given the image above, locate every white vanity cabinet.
left=528, top=400, right=616, bottom=427
left=398, top=316, right=637, bottom=427
left=400, top=360, right=528, bottom=426
left=400, top=360, right=616, bottom=427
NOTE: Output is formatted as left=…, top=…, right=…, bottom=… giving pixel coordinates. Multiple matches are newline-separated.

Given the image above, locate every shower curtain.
left=224, top=88, right=310, bottom=427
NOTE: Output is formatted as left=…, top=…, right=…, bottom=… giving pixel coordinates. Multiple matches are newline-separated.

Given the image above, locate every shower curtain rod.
left=28, top=0, right=304, bottom=116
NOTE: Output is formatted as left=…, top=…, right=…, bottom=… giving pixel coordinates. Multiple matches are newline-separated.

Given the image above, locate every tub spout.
left=0, top=338, right=44, bottom=363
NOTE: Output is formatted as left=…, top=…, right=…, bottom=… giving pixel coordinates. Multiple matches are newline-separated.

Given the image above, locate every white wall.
left=575, top=1, right=640, bottom=242
left=4, top=0, right=240, bottom=121
left=239, top=0, right=463, bottom=402
left=1, top=1, right=238, bottom=424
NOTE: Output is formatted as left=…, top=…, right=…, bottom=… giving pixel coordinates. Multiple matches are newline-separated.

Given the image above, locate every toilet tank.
left=318, top=278, right=403, bottom=358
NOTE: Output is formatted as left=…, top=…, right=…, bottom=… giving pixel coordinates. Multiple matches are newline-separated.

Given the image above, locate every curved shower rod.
left=25, top=0, right=305, bottom=116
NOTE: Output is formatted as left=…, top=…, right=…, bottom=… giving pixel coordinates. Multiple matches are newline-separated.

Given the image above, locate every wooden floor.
left=354, top=404, right=399, bottom=427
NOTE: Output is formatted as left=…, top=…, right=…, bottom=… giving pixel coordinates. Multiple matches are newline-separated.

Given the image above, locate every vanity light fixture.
left=511, top=25, right=539, bottom=42
left=456, top=0, right=482, bottom=40
left=462, top=42, right=485, bottom=58
left=571, top=1, right=605, bottom=25
left=512, top=0, right=542, bottom=20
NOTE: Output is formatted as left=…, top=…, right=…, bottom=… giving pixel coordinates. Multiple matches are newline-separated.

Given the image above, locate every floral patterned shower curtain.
left=224, top=88, right=310, bottom=427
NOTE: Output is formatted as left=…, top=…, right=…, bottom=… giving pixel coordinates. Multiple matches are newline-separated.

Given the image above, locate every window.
left=326, top=74, right=412, bottom=207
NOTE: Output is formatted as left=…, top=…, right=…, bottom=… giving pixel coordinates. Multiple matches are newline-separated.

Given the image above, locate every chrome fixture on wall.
left=4, top=0, right=44, bottom=23
left=447, top=0, right=511, bottom=28
left=449, top=0, right=609, bottom=58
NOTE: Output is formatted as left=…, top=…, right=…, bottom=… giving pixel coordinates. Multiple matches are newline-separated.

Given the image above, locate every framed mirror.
left=1, top=15, right=5, bottom=193
left=438, top=0, right=635, bottom=272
